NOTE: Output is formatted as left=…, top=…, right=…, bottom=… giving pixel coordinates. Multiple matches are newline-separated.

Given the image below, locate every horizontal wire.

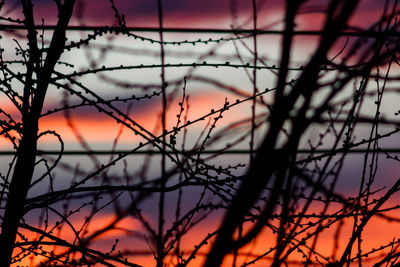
left=0, top=149, right=398, bottom=156
left=1, top=24, right=400, bottom=37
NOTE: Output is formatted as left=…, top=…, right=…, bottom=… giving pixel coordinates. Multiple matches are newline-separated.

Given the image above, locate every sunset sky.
left=13, top=0, right=390, bottom=29
left=2, top=1, right=400, bottom=266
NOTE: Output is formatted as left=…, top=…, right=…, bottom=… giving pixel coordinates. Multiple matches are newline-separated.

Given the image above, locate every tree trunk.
left=0, top=115, right=38, bottom=265
left=0, top=1, right=75, bottom=264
